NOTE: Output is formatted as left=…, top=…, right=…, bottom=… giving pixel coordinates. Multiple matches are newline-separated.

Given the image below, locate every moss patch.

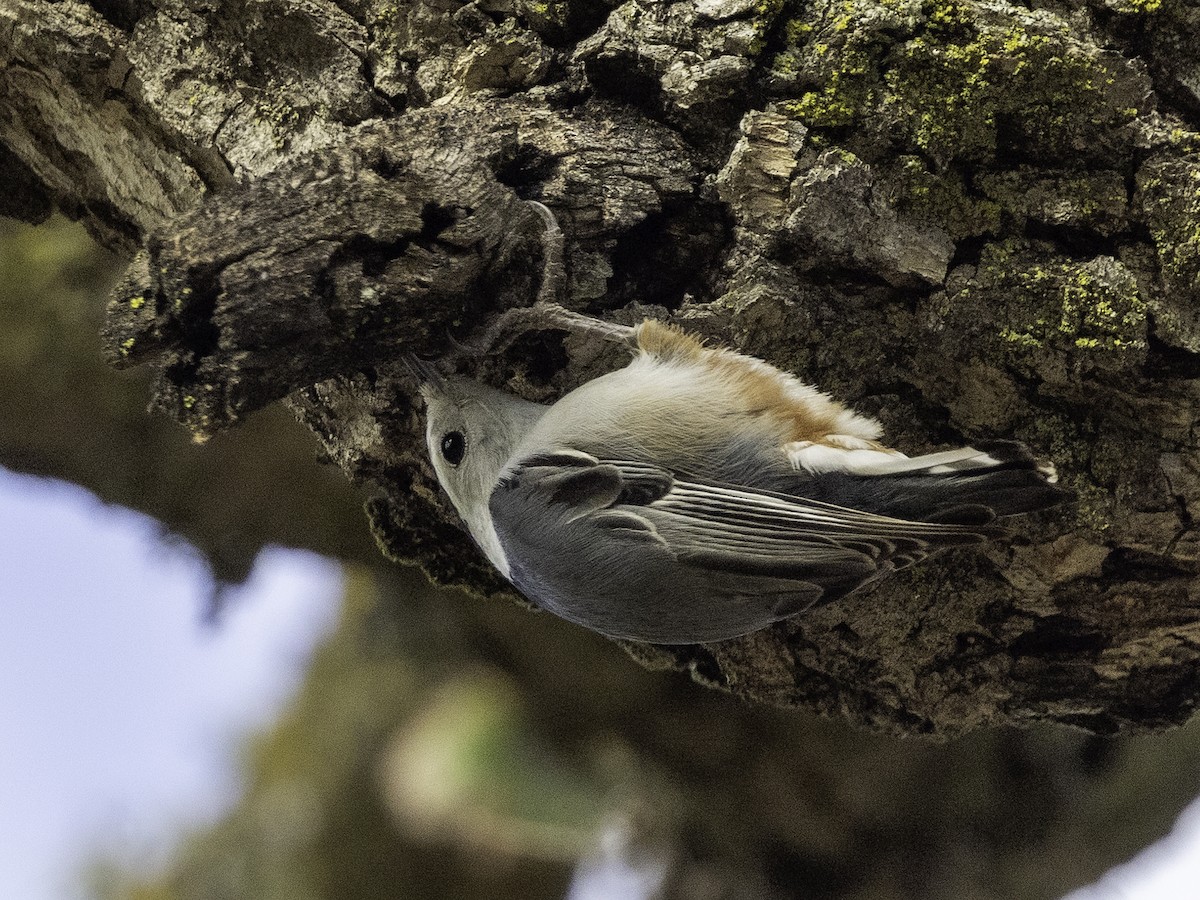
left=889, top=155, right=1001, bottom=240
left=1104, top=0, right=1165, bottom=14
left=1138, top=157, right=1200, bottom=296
left=773, top=0, right=1147, bottom=168
left=978, top=168, right=1128, bottom=236
left=970, top=242, right=1148, bottom=366
left=883, top=1, right=1143, bottom=165
left=771, top=0, right=915, bottom=129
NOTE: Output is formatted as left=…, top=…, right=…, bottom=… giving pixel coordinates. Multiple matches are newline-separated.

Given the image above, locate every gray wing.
left=488, top=451, right=997, bottom=644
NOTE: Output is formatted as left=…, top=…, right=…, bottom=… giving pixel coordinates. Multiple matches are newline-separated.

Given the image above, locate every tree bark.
left=6, top=0, right=1200, bottom=732
left=0, top=214, right=382, bottom=584
left=10, top=1, right=1200, bottom=897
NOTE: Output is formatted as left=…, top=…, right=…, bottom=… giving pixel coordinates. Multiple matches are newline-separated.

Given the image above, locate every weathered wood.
left=15, top=2, right=1200, bottom=897
left=6, top=0, right=1200, bottom=739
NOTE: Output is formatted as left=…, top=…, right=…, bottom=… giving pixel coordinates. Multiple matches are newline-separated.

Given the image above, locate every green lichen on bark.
left=883, top=1, right=1145, bottom=165
left=762, top=0, right=1153, bottom=255
left=977, top=168, right=1128, bottom=237
left=771, top=0, right=913, bottom=128
left=921, top=241, right=1147, bottom=388
left=1138, top=157, right=1200, bottom=299
left=772, top=0, right=1149, bottom=167
left=1132, top=155, right=1200, bottom=353
left=946, top=241, right=1147, bottom=369
left=888, top=155, right=1001, bottom=241
left=1102, top=0, right=1166, bottom=15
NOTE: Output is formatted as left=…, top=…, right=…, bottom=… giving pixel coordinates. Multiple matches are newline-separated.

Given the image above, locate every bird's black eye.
left=440, top=431, right=466, bottom=466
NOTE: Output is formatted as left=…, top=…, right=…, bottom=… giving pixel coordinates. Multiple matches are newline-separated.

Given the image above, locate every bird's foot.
left=467, top=302, right=637, bottom=358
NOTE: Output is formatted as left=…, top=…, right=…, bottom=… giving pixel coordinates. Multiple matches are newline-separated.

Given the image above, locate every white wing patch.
left=786, top=436, right=904, bottom=475
left=786, top=442, right=1011, bottom=477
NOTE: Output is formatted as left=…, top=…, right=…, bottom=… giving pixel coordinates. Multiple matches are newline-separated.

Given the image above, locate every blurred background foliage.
left=6, top=215, right=1200, bottom=899
left=0, top=215, right=379, bottom=588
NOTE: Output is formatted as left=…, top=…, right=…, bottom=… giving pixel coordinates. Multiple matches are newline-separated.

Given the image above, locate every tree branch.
left=7, top=0, right=1200, bottom=735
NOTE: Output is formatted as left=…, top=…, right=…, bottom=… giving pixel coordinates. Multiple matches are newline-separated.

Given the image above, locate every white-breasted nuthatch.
left=409, top=309, right=1067, bottom=644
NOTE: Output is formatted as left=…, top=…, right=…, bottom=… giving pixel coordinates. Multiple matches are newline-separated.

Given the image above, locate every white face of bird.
left=418, top=374, right=546, bottom=528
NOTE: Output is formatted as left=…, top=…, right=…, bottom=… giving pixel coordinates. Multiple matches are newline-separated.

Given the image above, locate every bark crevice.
left=7, top=0, right=1200, bottom=736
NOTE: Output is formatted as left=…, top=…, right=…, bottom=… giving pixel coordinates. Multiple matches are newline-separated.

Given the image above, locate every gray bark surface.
left=11, top=2, right=1200, bottom=898
left=6, top=0, right=1200, bottom=738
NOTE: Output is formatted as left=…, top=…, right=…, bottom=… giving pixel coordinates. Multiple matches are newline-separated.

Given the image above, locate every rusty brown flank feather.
left=633, top=320, right=890, bottom=451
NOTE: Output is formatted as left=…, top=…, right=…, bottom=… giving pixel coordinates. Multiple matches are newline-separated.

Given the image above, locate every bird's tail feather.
left=788, top=441, right=1069, bottom=523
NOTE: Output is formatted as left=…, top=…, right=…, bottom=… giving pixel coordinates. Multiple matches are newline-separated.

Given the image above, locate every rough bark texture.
left=7, top=0, right=1200, bottom=738
left=0, top=215, right=382, bottom=583
left=11, top=2, right=1200, bottom=898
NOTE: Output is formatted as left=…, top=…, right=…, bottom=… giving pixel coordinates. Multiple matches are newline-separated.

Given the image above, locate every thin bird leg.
left=444, top=200, right=636, bottom=363
left=460, top=200, right=636, bottom=356
left=472, top=303, right=637, bottom=356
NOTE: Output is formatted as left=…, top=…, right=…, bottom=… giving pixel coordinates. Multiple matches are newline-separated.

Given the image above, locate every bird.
left=409, top=308, right=1068, bottom=644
